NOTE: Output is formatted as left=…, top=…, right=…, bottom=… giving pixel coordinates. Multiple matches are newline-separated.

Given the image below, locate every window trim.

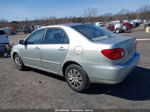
left=43, top=27, right=70, bottom=45
left=25, top=28, right=46, bottom=45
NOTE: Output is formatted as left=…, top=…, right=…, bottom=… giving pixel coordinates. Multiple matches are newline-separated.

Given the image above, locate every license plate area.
left=126, top=44, right=136, bottom=58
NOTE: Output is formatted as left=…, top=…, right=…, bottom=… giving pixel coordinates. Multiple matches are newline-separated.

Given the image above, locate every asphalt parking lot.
left=0, top=31, right=150, bottom=109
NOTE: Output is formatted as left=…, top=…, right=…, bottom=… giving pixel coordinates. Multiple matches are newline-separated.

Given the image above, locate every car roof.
left=57, top=23, right=86, bottom=27
left=42, top=23, right=90, bottom=28
left=38, top=23, right=92, bottom=31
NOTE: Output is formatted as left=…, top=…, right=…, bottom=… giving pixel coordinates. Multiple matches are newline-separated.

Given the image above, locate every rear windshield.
left=72, top=25, right=117, bottom=41
left=0, top=30, right=5, bottom=35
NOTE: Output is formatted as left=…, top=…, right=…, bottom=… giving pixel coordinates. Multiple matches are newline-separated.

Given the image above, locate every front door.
left=21, top=29, right=45, bottom=68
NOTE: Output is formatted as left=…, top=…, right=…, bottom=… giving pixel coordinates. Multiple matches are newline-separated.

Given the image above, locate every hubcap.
left=67, top=69, right=83, bottom=88
left=15, top=56, right=21, bottom=66
left=116, top=30, right=119, bottom=33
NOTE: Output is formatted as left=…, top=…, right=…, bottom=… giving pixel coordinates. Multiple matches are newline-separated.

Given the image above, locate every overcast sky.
left=0, top=0, right=150, bottom=21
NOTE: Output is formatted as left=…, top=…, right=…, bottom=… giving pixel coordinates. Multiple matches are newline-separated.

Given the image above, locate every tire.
left=65, top=64, right=90, bottom=92
left=115, top=29, right=120, bottom=33
left=14, top=54, right=25, bottom=70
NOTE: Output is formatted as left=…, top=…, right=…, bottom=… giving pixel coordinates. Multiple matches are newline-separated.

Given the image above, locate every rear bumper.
left=86, top=53, right=140, bottom=84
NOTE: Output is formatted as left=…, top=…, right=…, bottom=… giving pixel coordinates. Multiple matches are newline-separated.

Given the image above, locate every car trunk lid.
left=96, top=36, right=136, bottom=64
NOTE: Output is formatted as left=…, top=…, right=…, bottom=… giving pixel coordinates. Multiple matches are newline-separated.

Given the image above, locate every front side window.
left=44, top=28, right=69, bottom=44
left=26, top=29, right=45, bottom=44
left=72, top=25, right=118, bottom=42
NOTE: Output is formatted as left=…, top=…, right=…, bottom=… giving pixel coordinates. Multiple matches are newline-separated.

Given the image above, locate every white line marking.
left=137, top=39, right=150, bottom=41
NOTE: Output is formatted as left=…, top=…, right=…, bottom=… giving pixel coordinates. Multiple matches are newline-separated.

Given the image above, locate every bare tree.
left=0, top=19, right=8, bottom=27
left=136, top=5, right=150, bottom=20
left=83, top=8, right=98, bottom=23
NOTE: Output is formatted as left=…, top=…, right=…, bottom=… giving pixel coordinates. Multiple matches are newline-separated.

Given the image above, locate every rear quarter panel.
left=59, top=26, right=114, bottom=75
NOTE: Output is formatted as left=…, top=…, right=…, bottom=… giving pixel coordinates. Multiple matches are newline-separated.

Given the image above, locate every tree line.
left=0, top=5, right=150, bottom=29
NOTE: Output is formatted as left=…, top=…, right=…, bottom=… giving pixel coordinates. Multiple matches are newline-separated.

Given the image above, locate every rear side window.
left=44, top=28, right=69, bottom=44
left=72, top=25, right=117, bottom=41
left=0, top=30, right=5, bottom=35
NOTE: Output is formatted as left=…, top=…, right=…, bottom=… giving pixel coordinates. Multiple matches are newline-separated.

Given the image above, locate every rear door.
left=40, top=28, right=69, bottom=74
left=21, top=29, right=46, bottom=68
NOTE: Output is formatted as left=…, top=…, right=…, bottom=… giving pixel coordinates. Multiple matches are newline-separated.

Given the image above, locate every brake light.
left=101, top=48, right=125, bottom=60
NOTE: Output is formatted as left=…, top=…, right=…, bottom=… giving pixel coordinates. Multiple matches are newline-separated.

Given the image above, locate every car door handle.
left=35, top=47, right=40, bottom=50
left=58, top=47, right=66, bottom=51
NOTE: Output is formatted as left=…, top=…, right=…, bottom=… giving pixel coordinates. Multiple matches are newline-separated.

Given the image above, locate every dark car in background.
left=106, top=23, right=115, bottom=32
left=10, top=28, right=17, bottom=35
left=122, top=22, right=133, bottom=30
left=23, top=26, right=32, bottom=34
left=0, top=29, right=9, bottom=57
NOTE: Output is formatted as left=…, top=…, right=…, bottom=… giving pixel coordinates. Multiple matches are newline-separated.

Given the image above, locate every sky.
left=0, top=0, right=150, bottom=21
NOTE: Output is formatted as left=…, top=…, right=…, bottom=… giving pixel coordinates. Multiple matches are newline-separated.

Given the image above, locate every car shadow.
left=0, top=55, right=11, bottom=58
left=26, top=66, right=150, bottom=101
left=26, top=67, right=66, bottom=82
left=86, top=66, right=150, bottom=101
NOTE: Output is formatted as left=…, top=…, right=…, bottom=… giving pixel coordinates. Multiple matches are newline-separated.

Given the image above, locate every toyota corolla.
left=11, top=24, right=140, bottom=92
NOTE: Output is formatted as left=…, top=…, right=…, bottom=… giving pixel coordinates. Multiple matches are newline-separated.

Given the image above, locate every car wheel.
left=115, top=29, right=120, bottom=33
left=14, top=54, right=25, bottom=70
left=65, top=64, right=90, bottom=92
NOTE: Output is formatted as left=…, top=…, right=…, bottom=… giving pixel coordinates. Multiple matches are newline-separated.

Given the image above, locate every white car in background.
left=95, top=22, right=104, bottom=27
left=114, top=23, right=123, bottom=33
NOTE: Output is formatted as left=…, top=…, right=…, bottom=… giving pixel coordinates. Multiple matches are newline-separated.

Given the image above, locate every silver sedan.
left=11, top=24, right=140, bottom=92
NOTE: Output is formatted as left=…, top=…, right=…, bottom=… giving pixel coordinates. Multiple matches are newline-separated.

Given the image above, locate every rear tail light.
left=101, top=48, right=125, bottom=60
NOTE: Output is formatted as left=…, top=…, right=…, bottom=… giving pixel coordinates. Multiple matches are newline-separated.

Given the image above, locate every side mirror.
left=19, top=40, right=26, bottom=45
